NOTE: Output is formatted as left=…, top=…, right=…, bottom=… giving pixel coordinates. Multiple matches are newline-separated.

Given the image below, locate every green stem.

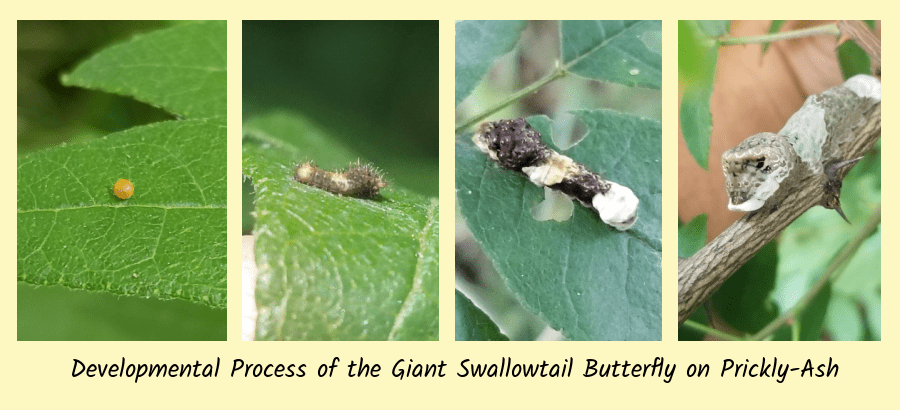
left=455, top=67, right=567, bottom=134
left=682, top=319, right=744, bottom=341
left=719, top=24, right=840, bottom=46
left=748, top=204, right=880, bottom=341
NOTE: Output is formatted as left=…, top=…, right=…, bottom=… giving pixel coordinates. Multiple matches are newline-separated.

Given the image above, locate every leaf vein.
left=387, top=199, right=437, bottom=340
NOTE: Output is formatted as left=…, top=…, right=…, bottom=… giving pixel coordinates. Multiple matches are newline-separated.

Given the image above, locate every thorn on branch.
left=822, top=157, right=863, bottom=223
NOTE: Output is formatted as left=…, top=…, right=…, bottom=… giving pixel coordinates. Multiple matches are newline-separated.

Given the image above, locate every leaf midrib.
left=387, top=199, right=438, bottom=340
left=563, top=21, right=644, bottom=69
left=18, top=204, right=226, bottom=213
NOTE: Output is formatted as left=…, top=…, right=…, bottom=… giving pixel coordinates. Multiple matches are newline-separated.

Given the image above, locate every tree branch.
left=836, top=20, right=881, bottom=76
left=456, top=68, right=567, bottom=134
left=678, top=102, right=881, bottom=324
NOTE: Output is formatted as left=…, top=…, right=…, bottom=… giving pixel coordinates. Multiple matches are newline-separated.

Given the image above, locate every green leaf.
left=796, top=283, right=831, bottom=340
left=762, top=20, right=785, bottom=54
left=456, top=111, right=661, bottom=340
left=561, top=20, right=662, bottom=89
left=837, top=40, right=872, bottom=79
left=696, top=20, right=729, bottom=37
left=18, top=21, right=179, bottom=153
left=455, top=290, right=509, bottom=341
left=711, top=242, right=779, bottom=334
left=773, top=214, right=845, bottom=334
left=18, top=119, right=227, bottom=308
left=773, top=152, right=880, bottom=340
left=61, top=21, right=226, bottom=120
left=455, top=20, right=526, bottom=106
left=18, top=21, right=227, bottom=340
left=679, top=84, right=714, bottom=170
left=678, top=311, right=709, bottom=341
left=244, top=112, right=439, bottom=341
left=828, top=227, right=881, bottom=340
left=678, top=20, right=719, bottom=170
left=824, top=294, right=863, bottom=340
left=678, top=213, right=707, bottom=258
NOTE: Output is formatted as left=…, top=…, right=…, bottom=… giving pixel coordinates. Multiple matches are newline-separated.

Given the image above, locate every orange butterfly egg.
left=114, top=179, right=134, bottom=199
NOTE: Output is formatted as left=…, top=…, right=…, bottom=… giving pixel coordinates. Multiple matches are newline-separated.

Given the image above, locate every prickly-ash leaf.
left=774, top=155, right=881, bottom=340
left=561, top=20, right=662, bottom=89
left=711, top=242, right=779, bottom=335
left=17, top=119, right=227, bottom=308
left=455, top=20, right=527, bottom=105
left=678, top=20, right=722, bottom=171
left=457, top=111, right=662, bottom=340
left=678, top=213, right=707, bottom=258
left=18, top=21, right=227, bottom=342
left=456, top=290, right=509, bottom=341
left=244, top=112, right=439, bottom=341
left=61, top=20, right=227, bottom=119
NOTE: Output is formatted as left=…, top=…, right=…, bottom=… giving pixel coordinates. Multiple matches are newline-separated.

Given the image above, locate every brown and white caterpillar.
left=722, top=74, right=881, bottom=218
left=294, top=161, right=387, bottom=198
left=472, top=118, right=639, bottom=231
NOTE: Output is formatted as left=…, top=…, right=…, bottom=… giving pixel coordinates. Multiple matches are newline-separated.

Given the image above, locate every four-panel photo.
left=16, top=20, right=881, bottom=342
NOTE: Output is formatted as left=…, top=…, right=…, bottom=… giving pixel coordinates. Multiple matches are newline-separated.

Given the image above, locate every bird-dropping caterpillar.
left=472, top=118, right=639, bottom=231
left=722, top=74, right=880, bottom=218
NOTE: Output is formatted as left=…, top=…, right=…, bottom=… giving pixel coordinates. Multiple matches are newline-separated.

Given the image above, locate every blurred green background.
left=17, top=21, right=226, bottom=340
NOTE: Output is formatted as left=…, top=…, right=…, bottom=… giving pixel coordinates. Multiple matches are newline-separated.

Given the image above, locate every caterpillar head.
left=472, top=118, right=550, bottom=170
left=722, top=132, right=797, bottom=212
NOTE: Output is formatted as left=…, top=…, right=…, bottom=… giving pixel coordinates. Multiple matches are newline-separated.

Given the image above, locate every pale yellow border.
left=8, top=8, right=895, bottom=409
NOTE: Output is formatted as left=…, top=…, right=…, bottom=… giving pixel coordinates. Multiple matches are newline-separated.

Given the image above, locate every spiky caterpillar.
left=472, top=118, right=639, bottom=231
left=722, top=75, right=881, bottom=218
left=294, top=161, right=386, bottom=198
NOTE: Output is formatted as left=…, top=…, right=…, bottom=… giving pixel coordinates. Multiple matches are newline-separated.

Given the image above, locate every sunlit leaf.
left=18, top=119, right=227, bottom=308
left=61, top=21, right=226, bottom=119
left=678, top=20, right=720, bottom=170
left=561, top=20, right=662, bottom=89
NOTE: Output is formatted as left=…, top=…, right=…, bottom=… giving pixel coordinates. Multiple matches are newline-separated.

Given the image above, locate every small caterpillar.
left=294, top=161, right=387, bottom=198
left=473, top=118, right=639, bottom=231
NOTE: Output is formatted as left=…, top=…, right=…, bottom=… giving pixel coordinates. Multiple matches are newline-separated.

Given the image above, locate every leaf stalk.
left=719, top=24, right=840, bottom=46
